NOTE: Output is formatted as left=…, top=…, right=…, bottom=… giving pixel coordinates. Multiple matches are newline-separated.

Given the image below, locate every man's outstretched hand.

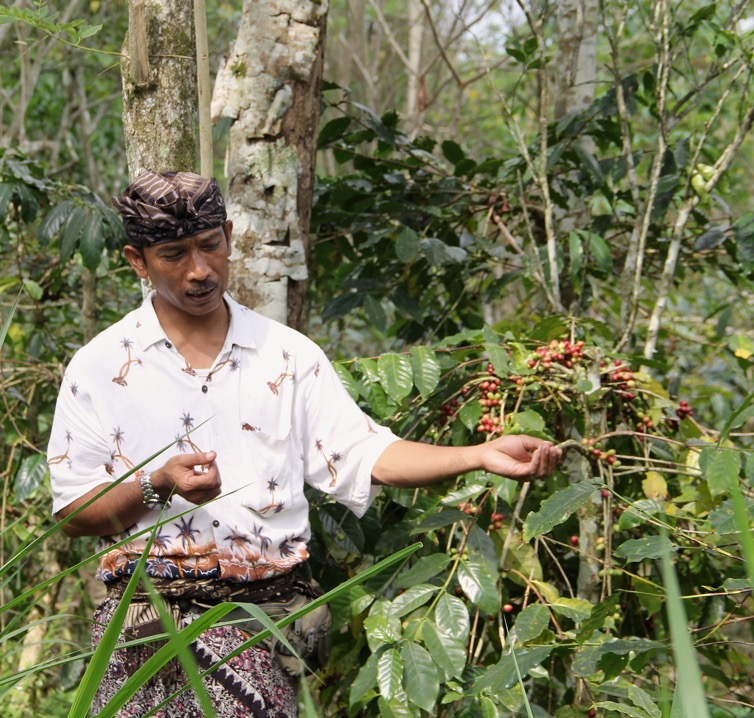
left=477, top=435, right=562, bottom=481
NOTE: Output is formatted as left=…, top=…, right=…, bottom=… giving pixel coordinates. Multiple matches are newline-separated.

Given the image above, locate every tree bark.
left=554, top=0, right=598, bottom=118
left=212, top=0, right=327, bottom=329
left=121, top=0, right=197, bottom=178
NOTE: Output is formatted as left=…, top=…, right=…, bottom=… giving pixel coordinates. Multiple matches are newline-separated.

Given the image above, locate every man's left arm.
left=371, top=435, right=561, bottom=488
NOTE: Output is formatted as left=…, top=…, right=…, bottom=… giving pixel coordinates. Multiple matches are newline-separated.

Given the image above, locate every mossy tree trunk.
left=121, top=0, right=197, bottom=178
left=211, top=0, right=327, bottom=329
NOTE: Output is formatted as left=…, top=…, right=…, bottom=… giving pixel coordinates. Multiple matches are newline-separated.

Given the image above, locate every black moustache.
left=186, top=284, right=217, bottom=296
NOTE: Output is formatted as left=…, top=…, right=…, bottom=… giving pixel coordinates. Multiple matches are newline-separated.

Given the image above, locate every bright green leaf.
left=409, top=346, right=440, bottom=397
left=377, top=648, right=403, bottom=701
left=390, top=584, right=438, bottom=618
left=401, top=642, right=439, bottom=712
left=377, top=353, right=413, bottom=403
left=458, top=559, right=499, bottom=616
left=434, top=593, right=469, bottom=640
left=15, top=454, right=48, bottom=502
left=395, top=554, right=451, bottom=589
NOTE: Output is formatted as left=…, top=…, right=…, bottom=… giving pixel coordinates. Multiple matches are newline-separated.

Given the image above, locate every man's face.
left=123, top=222, right=233, bottom=319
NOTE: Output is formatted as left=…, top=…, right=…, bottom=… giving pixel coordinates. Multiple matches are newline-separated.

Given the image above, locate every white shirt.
left=47, top=293, right=398, bottom=583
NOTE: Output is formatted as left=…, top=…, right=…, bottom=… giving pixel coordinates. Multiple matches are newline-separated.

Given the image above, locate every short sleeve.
left=297, top=349, right=399, bottom=517
left=47, top=365, right=116, bottom=515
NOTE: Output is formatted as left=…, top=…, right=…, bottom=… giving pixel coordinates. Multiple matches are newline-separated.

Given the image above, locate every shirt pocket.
left=238, top=426, right=294, bottom=517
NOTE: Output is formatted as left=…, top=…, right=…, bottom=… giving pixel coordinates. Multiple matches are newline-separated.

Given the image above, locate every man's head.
left=113, top=171, right=233, bottom=321
left=112, top=170, right=227, bottom=247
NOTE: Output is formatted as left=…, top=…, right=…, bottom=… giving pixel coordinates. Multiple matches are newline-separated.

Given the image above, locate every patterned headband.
left=112, top=171, right=227, bottom=247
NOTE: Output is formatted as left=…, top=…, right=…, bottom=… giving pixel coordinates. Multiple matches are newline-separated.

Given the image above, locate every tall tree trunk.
left=405, top=0, right=425, bottom=137
left=554, top=0, right=598, bottom=118
left=553, top=0, right=601, bottom=605
left=212, top=0, right=327, bottom=329
left=121, top=0, right=197, bottom=178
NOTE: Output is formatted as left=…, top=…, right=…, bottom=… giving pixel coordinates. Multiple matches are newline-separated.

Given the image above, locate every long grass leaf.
left=0, top=290, right=21, bottom=348
left=97, top=543, right=422, bottom=715
left=660, top=534, right=710, bottom=718
left=67, top=535, right=157, bottom=718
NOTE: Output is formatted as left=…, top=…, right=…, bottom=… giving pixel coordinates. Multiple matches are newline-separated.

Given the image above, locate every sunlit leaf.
left=458, top=559, right=499, bottom=616
left=401, top=642, right=439, bottom=712
left=409, top=346, right=440, bottom=397
left=377, top=353, right=413, bottom=403
left=434, top=593, right=469, bottom=641
left=377, top=648, right=403, bottom=701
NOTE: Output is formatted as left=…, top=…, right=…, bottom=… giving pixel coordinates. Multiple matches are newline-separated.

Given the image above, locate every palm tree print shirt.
left=47, top=293, right=399, bottom=583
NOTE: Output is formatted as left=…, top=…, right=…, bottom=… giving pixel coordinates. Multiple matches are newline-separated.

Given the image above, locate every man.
left=48, top=171, right=561, bottom=717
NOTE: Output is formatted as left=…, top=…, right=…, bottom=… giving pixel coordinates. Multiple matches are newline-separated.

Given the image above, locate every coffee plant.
left=304, top=320, right=754, bottom=716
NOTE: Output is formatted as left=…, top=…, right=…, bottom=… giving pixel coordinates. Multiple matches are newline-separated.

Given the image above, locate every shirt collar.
left=134, top=292, right=258, bottom=352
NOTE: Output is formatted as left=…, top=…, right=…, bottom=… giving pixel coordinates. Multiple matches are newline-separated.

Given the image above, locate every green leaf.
left=628, top=684, right=662, bottom=718
left=700, top=447, right=741, bottom=498
left=575, top=594, right=620, bottom=644
left=15, top=182, right=38, bottom=222
left=458, top=559, right=499, bottom=616
left=434, top=593, right=469, bottom=640
left=395, top=554, right=451, bottom=589
left=409, top=346, right=441, bottom=397
left=410, top=509, right=466, bottom=534
left=522, top=480, right=600, bottom=541
left=568, top=231, right=583, bottom=281
left=377, top=648, right=403, bottom=701
left=364, top=295, right=387, bottom=333
left=80, top=210, right=104, bottom=271
left=510, top=604, right=550, bottom=644
left=587, top=233, right=613, bottom=272
left=318, top=116, right=352, bottom=147
left=390, top=584, right=438, bottom=618
left=420, top=237, right=450, bottom=267
left=441, top=140, right=465, bottom=165
left=23, top=279, right=43, bottom=301
left=484, top=342, right=510, bottom=375
left=395, top=226, right=419, bottom=263
left=377, top=353, right=413, bottom=403
left=549, top=597, right=593, bottom=622
left=466, top=525, right=499, bottom=577
left=614, top=535, right=675, bottom=562
left=319, top=503, right=365, bottom=553
left=421, top=620, right=466, bottom=679
left=474, top=645, right=554, bottom=694
left=510, top=409, right=545, bottom=434
left=572, top=638, right=661, bottom=677
left=15, top=454, right=48, bottom=502
left=364, top=614, right=401, bottom=650
left=661, top=537, right=711, bottom=718
left=459, top=401, right=482, bottom=431
left=401, top=642, right=439, bottom=712
left=0, top=183, right=14, bottom=221
left=595, top=702, right=655, bottom=718
left=350, top=652, right=380, bottom=707
left=322, top=292, right=362, bottom=322
left=60, top=206, right=87, bottom=262
left=38, top=200, right=74, bottom=246
left=333, top=362, right=359, bottom=400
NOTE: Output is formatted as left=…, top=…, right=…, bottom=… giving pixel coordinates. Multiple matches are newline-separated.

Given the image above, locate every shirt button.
left=164, top=341, right=172, bottom=349
left=201, top=385, right=208, bottom=393
left=212, top=520, right=220, bottom=527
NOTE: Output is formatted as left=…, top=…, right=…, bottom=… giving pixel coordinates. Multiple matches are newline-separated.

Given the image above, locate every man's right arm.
left=56, top=451, right=222, bottom=537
